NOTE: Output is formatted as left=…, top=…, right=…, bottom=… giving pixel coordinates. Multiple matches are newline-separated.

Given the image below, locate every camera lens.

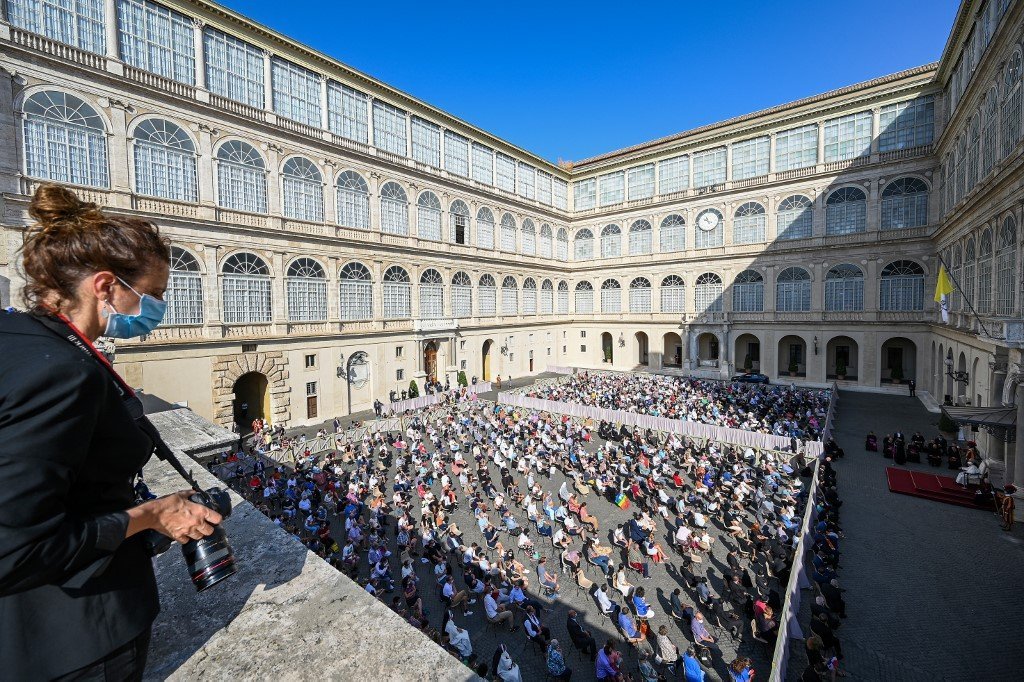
left=182, top=525, right=237, bottom=592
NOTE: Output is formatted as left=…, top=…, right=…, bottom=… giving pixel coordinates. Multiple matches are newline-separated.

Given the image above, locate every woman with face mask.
left=0, top=185, right=223, bottom=680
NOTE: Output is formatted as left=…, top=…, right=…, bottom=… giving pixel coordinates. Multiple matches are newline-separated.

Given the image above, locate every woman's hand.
left=127, top=491, right=224, bottom=543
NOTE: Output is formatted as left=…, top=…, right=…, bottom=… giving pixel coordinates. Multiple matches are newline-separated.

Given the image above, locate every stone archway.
left=213, top=351, right=290, bottom=429
left=601, top=332, right=614, bottom=364
left=663, top=332, right=682, bottom=367
left=482, top=339, right=493, bottom=381
left=696, top=332, right=721, bottom=367
left=880, top=337, right=917, bottom=384
left=734, top=333, right=761, bottom=372
left=635, top=331, right=649, bottom=366
left=778, top=335, right=807, bottom=378
left=826, top=336, right=859, bottom=381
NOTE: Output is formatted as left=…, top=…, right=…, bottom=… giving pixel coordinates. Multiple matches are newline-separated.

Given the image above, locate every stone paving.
left=786, top=391, right=1024, bottom=681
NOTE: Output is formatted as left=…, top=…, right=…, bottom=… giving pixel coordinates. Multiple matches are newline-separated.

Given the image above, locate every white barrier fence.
left=768, top=457, right=822, bottom=682
left=389, top=382, right=493, bottom=413
left=496, top=391, right=824, bottom=455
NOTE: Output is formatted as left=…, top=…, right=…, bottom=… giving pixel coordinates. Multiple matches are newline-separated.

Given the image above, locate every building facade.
left=0, top=0, right=1021, bottom=482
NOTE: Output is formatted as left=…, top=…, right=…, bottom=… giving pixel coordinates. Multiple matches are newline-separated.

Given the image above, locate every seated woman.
left=577, top=501, right=599, bottom=531
left=563, top=514, right=582, bottom=537
left=567, top=494, right=582, bottom=518
left=611, top=524, right=629, bottom=549
left=627, top=541, right=650, bottom=578
left=613, top=565, right=635, bottom=598
left=552, top=527, right=571, bottom=549
left=644, top=538, right=668, bottom=564
left=584, top=537, right=613, bottom=576
left=631, top=586, right=656, bottom=619
left=516, top=529, right=535, bottom=553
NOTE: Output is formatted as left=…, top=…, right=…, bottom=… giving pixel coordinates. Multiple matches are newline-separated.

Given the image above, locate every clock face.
left=698, top=211, right=720, bottom=231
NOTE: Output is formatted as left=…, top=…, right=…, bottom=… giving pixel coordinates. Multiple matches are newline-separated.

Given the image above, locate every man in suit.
left=566, top=609, right=597, bottom=660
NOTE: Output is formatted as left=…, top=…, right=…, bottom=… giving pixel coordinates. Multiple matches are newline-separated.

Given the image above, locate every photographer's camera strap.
left=30, top=309, right=200, bottom=490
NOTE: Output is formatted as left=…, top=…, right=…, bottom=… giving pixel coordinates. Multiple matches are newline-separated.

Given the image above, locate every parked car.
left=731, top=372, right=770, bottom=384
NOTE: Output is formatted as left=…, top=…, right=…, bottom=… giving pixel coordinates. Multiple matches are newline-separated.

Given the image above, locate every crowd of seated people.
left=799, top=458, right=847, bottom=681
left=208, top=392, right=819, bottom=681
left=516, top=371, right=831, bottom=440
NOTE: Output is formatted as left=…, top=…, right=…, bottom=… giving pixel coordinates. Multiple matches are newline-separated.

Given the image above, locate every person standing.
left=0, top=185, right=222, bottom=679
left=373, top=398, right=383, bottom=418
left=908, top=379, right=916, bottom=397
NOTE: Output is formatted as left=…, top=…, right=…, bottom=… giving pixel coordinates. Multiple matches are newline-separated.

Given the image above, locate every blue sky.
left=221, top=0, right=961, bottom=163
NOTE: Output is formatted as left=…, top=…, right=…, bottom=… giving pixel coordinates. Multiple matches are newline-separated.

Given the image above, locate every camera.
left=142, top=486, right=238, bottom=592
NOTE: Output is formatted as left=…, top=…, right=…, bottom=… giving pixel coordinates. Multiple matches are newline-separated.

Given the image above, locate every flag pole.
left=935, top=253, right=994, bottom=339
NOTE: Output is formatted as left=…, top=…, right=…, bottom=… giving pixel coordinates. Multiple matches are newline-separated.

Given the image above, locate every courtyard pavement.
left=786, top=391, right=1024, bottom=681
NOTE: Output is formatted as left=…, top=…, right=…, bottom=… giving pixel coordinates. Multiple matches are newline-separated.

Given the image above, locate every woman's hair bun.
left=29, top=183, right=100, bottom=227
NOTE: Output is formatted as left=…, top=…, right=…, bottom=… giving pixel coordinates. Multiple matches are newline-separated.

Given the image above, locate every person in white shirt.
left=444, top=617, right=473, bottom=659
left=484, top=589, right=517, bottom=631
left=594, top=584, right=615, bottom=615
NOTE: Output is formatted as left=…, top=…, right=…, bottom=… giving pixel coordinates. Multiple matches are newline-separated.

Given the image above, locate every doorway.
left=482, top=339, right=493, bottom=381
left=635, top=331, right=649, bottom=366
left=233, top=371, right=269, bottom=432
left=601, top=332, right=613, bottom=364
left=424, top=340, right=439, bottom=382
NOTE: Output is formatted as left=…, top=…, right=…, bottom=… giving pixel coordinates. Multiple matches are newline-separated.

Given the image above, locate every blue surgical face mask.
left=101, top=277, right=167, bottom=339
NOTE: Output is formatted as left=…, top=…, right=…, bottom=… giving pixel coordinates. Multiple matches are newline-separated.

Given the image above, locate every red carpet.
left=885, top=467, right=983, bottom=509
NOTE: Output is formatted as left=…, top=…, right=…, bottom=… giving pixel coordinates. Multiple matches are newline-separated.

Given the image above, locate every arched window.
left=133, top=119, right=197, bottom=201
left=416, top=191, right=442, bottom=241
left=221, top=252, right=271, bottom=323
left=541, top=279, right=554, bottom=314
left=982, top=87, right=998, bottom=177
left=996, top=216, right=1017, bottom=315
left=449, top=199, right=470, bottom=245
left=776, top=195, right=812, bottom=240
left=574, top=281, right=594, bottom=314
left=825, top=264, right=864, bottom=311
left=501, top=276, right=518, bottom=315
left=477, top=207, right=495, bottom=250
left=339, top=261, right=373, bottom=321
left=574, top=228, right=594, bottom=260
left=419, top=268, right=444, bottom=319
left=336, top=170, right=370, bottom=229
left=950, top=244, right=963, bottom=312
left=600, top=224, right=621, bottom=258
left=661, top=275, right=685, bottom=313
left=600, top=278, right=622, bottom=313
left=382, top=265, right=411, bottom=318
left=216, top=140, right=267, bottom=213
left=732, top=270, right=764, bottom=312
left=500, top=213, right=517, bottom=252
left=451, top=271, right=472, bottom=318
left=825, top=186, right=866, bottom=235
left=380, top=181, right=409, bottom=235
left=23, top=90, right=108, bottom=187
left=281, top=157, right=323, bottom=222
left=881, top=177, right=928, bottom=229
left=556, top=228, right=569, bottom=261
left=1001, top=51, right=1021, bottom=158
left=285, top=257, right=327, bottom=321
left=694, top=273, right=723, bottom=313
left=879, top=260, right=925, bottom=311
left=694, top=209, right=724, bottom=249
left=522, top=277, right=537, bottom=315
left=733, top=202, right=766, bottom=244
left=776, top=267, right=811, bottom=312
left=557, top=280, right=569, bottom=314
left=521, top=218, right=537, bottom=256
left=166, top=247, right=203, bottom=325
left=539, top=224, right=553, bottom=259
left=629, top=277, right=651, bottom=313
left=660, top=214, right=685, bottom=252
left=479, top=274, right=497, bottom=316
left=628, top=220, right=653, bottom=255
left=8, top=0, right=105, bottom=53
left=977, top=229, right=994, bottom=314
left=964, top=237, right=977, bottom=314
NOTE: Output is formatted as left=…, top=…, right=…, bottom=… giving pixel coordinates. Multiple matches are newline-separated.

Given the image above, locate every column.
left=816, top=122, right=825, bottom=168
left=366, top=96, right=375, bottom=147
left=866, top=179, right=880, bottom=232
left=192, top=19, right=207, bottom=99
left=768, top=133, right=776, bottom=176
left=107, top=105, right=131, bottom=194
left=1013, top=382, right=1024, bottom=487
left=319, top=75, right=329, bottom=132
left=323, top=161, right=337, bottom=226
left=104, top=0, right=121, bottom=71
left=196, top=125, right=216, bottom=209
left=262, top=50, right=274, bottom=118
left=870, top=107, right=881, bottom=157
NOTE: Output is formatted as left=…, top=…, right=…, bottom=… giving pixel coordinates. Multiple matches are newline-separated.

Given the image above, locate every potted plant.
left=457, top=370, right=468, bottom=387
left=604, top=349, right=612, bottom=363
left=743, top=354, right=753, bottom=373
left=835, top=360, right=847, bottom=381
left=890, top=366, right=903, bottom=384
left=788, top=361, right=799, bottom=377
left=408, top=379, right=420, bottom=398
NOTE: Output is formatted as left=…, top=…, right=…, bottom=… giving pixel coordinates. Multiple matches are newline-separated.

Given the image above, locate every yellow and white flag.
left=934, top=264, right=954, bottom=324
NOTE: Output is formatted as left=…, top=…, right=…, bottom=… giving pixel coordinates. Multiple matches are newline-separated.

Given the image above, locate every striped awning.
left=942, top=405, right=1017, bottom=429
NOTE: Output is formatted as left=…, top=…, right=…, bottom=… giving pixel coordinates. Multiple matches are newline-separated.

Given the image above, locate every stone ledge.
left=142, top=423, right=474, bottom=681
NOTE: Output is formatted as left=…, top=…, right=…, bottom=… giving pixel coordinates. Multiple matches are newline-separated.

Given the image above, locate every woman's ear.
left=88, top=270, right=118, bottom=305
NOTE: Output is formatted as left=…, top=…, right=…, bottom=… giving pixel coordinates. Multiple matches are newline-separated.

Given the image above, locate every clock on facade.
left=697, top=211, right=720, bottom=231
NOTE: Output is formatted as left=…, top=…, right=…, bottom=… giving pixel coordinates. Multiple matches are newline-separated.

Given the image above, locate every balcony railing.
left=10, top=28, right=107, bottom=70
left=123, top=66, right=195, bottom=99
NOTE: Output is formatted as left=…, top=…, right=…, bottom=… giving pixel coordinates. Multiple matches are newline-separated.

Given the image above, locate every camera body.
left=141, top=486, right=238, bottom=592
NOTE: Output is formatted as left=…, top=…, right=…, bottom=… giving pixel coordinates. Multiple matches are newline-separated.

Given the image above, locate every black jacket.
left=0, top=310, right=159, bottom=678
